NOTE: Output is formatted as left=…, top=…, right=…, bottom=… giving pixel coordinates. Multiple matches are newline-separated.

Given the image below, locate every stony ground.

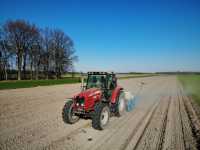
left=0, top=76, right=199, bottom=150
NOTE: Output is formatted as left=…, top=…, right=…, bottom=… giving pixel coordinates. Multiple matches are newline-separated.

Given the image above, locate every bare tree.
left=4, top=20, right=32, bottom=80
left=40, top=28, right=53, bottom=79
left=0, top=26, right=13, bottom=80
left=27, top=25, right=40, bottom=79
left=51, top=29, right=77, bottom=79
left=33, top=40, right=43, bottom=80
left=22, top=23, right=40, bottom=79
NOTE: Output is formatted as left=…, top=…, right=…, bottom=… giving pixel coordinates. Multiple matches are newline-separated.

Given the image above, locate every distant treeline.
left=156, top=72, right=200, bottom=75
left=118, top=72, right=153, bottom=74
left=0, top=19, right=77, bottom=81
left=118, top=72, right=200, bottom=75
left=0, top=69, right=76, bottom=80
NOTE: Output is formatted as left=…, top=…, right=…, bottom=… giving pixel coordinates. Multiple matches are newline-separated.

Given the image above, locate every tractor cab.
left=86, top=72, right=117, bottom=98
left=86, top=72, right=117, bottom=90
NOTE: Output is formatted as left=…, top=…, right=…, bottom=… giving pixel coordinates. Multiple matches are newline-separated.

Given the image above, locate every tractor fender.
left=111, top=86, right=123, bottom=104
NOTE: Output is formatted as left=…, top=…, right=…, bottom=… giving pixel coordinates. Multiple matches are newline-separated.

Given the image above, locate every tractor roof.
left=87, top=71, right=115, bottom=75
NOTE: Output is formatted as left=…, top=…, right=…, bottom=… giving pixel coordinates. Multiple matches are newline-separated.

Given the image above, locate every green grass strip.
left=0, top=77, right=81, bottom=90
left=178, top=75, right=200, bottom=106
left=0, top=74, right=157, bottom=90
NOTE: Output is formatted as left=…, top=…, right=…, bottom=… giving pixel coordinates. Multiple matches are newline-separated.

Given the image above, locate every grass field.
left=178, top=75, right=200, bottom=105
left=0, top=73, right=157, bottom=90
left=0, top=77, right=81, bottom=90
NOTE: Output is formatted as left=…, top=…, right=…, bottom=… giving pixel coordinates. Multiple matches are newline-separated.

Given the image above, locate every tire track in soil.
left=156, top=97, right=170, bottom=150
left=183, top=97, right=200, bottom=149
left=129, top=96, right=171, bottom=150
left=120, top=98, right=161, bottom=150
left=162, top=94, right=185, bottom=150
left=179, top=86, right=200, bottom=149
left=177, top=90, right=197, bottom=150
left=162, top=81, right=198, bottom=150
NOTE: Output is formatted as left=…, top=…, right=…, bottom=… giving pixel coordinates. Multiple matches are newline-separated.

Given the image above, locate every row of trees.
left=0, top=19, right=77, bottom=80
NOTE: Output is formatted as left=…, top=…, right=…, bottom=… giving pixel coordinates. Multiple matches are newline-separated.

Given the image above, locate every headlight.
left=76, top=96, right=84, bottom=106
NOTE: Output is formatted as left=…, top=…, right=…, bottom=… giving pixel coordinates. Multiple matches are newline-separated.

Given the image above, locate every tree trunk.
left=4, top=64, right=8, bottom=80
left=30, top=61, right=33, bottom=80
left=46, top=54, right=50, bottom=80
left=59, top=67, right=62, bottom=79
left=46, top=63, right=49, bottom=80
left=56, top=66, right=59, bottom=79
left=0, top=66, right=3, bottom=80
left=35, top=61, right=40, bottom=80
left=35, top=69, right=38, bottom=80
left=17, top=53, right=22, bottom=80
left=23, top=52, right=27, bottom=79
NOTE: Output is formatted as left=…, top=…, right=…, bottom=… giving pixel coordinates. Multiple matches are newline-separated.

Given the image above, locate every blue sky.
left=1, top=0, right=200, bottom=72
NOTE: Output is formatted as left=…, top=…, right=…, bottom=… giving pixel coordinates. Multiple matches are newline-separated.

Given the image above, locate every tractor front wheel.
left=92, top=103, right=110, bottom=130
left=62, top=100, right=79, bottom=124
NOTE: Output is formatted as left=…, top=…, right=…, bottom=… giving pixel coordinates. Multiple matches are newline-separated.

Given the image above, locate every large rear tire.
left=62, top=100, right=79, bottom=124
left=115, top=91, right=126, bottom=117
left=92, top=103, right=110, bottom=130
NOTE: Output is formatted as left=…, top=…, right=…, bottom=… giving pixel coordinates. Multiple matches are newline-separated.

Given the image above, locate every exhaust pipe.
left=81, top=76, right=84, bottom=91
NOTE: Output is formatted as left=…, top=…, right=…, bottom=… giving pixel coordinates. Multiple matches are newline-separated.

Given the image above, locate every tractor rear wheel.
left=115, top=91, right=126, bottom=117
left=62, top=100, right=79, bottom=124
left=92, top=103, right=110, bottom=130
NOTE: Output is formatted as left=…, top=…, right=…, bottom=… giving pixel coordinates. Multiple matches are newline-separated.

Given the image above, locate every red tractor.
left=62, top=72, right=126, bottom=130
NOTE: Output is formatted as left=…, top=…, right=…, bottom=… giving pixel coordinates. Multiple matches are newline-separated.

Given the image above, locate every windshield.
left=86, top=75, right=106, bottom=89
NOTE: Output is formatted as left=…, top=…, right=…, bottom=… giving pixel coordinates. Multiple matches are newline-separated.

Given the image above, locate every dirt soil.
left=0, top=76, right=199, bottom=150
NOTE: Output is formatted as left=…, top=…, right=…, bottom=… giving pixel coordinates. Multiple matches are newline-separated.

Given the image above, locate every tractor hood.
left=74, top=88, right=102, bottom=99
